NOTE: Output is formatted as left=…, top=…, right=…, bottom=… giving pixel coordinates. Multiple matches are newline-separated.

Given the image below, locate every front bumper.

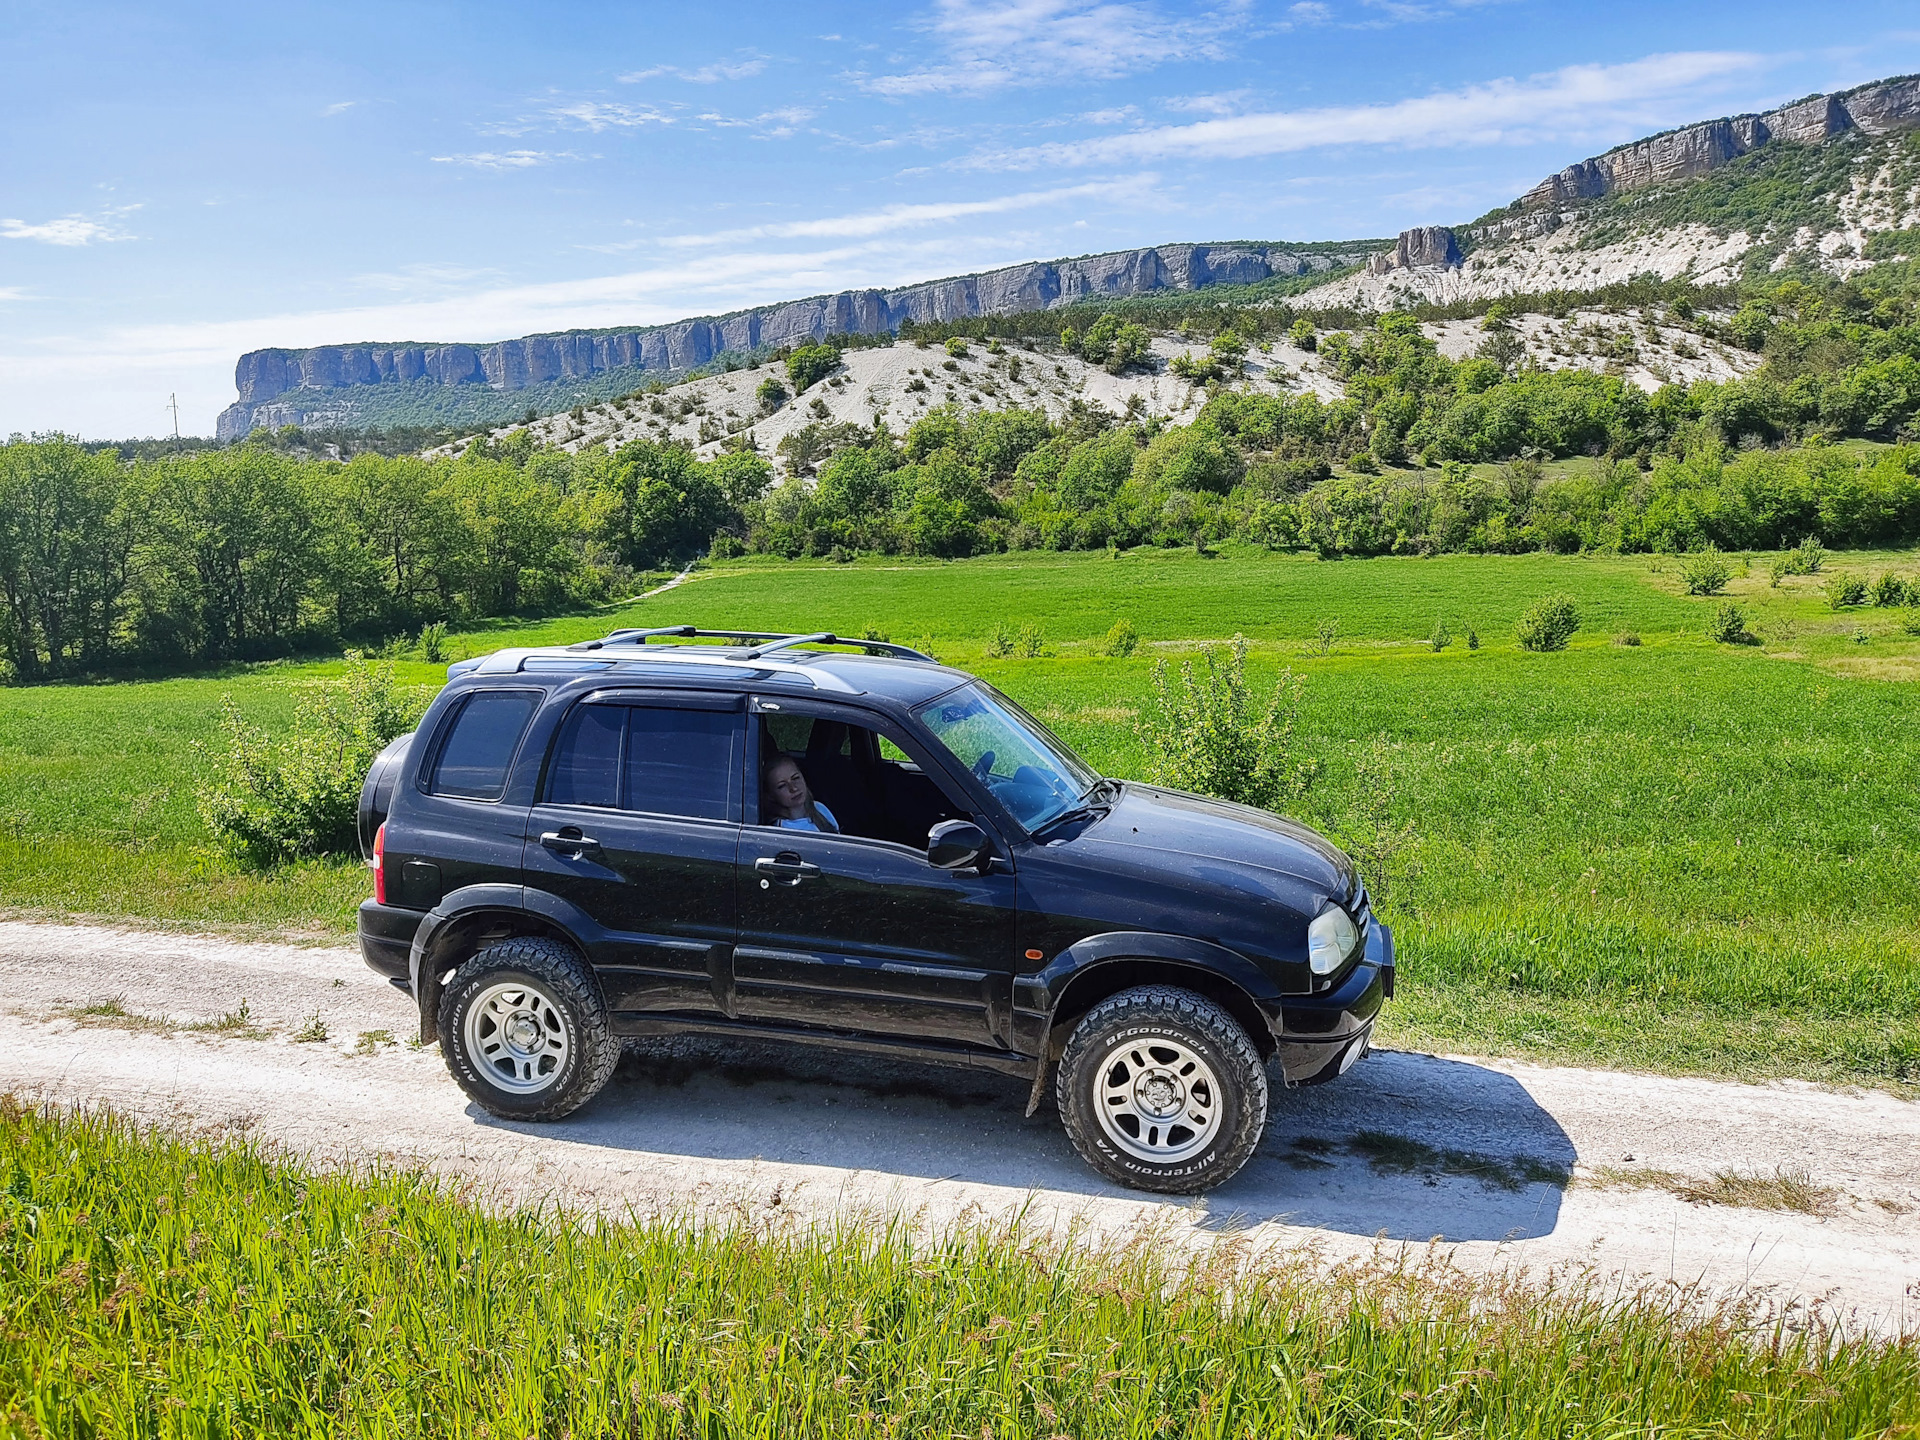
left=357, top=899, right=425, bottom=990
left=1267, top=919, right=1392, bottom=1087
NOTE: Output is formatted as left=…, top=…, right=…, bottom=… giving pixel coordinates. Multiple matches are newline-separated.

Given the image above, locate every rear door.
left=732, top=698, right=1018, bottom=1050
left=522, top=692, right=744, bottom=1017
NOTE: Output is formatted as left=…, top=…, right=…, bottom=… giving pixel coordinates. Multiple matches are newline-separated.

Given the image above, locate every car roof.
left=448, top=632, right=976, bottom=707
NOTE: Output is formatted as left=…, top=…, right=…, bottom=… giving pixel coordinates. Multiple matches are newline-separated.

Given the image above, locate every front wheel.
left=1056, top=986, right=1268, bottom=1194
left=438, top=937, right=620, bottom=1120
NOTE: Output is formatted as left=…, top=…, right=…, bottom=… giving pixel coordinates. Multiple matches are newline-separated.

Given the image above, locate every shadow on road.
left=470, top=1037, right=1574, bottom=1243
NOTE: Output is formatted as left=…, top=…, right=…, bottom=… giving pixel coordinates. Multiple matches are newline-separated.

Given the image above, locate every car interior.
left=758, top=714, right=968, bottom=849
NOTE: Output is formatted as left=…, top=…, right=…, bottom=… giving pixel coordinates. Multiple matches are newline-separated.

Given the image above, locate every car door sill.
left=608, top=1011, right=1037, bottom=1077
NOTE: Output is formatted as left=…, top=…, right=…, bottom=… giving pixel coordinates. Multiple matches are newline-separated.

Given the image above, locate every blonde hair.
left=761, top=756, right=837, bottom=832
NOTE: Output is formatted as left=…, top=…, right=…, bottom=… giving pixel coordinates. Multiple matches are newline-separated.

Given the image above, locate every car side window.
left=428, top=691, right=541, bottom=800
left=547, top=703, right=625, bottom=808
left=625, top=707, right=740, bottom=821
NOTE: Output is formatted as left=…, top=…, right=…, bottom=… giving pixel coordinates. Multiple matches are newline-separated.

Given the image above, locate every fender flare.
left=1011, top=931, right=1286, bottom=1057
left=407, top=884, right=608, bottom=1043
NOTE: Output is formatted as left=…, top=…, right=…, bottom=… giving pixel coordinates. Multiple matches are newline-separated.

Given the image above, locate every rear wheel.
left=438, top=938, right=619, bottom=1120
left=1056, top=986, right=1267, bottom=1194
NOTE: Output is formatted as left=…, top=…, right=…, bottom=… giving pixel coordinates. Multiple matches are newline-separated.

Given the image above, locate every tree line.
left=0, top=431, right=770, bottom=682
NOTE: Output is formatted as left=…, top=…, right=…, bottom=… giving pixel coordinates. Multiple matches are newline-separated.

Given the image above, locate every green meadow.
left=3, top=544, right=1916, bottom=1086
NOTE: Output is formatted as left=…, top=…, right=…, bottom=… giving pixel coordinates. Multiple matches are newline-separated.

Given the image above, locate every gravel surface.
left=2, top=919, right=1914, bottom=1329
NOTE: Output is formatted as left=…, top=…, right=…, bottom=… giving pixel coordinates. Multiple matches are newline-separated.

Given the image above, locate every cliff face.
left=1367, top=226, right=1463, bottom=274
left=1520, top=74, right=1920, bottom=209
left=217, top=240, right=1371, bottom=438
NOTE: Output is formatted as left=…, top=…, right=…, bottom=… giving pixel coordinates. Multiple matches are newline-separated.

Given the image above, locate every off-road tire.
left=439, top=937, right=620, bottom=1121
left=1056, top=985, right=1268, bottom=1194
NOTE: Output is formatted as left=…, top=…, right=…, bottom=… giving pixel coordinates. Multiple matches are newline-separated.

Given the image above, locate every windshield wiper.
left=1031, top=779, right=1118, bottom=840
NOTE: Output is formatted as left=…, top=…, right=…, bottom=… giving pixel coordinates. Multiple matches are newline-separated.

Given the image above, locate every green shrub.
left=912, top=631, right=940, bottom=661
left=1427, top=618, right=1451, bottom=652
left=1614, top=631, right=1642, bottom=646
left=1871, top=571, right=1910, bottom=607
left=827, top=544, right=854, bottom=564
left=1790, top=537, right=1826, bottom=575
left=1900, top=605, right=1920, bottom=636
left=1288, top=318, right=1317, bottom=351
left=196, top=660, right=425, bottom=867
left=1016, top=622, right=1046, bottom=658
left=1309, top=617, right=1340, bottom=656
left=859, top=624, right=890, bottom=642
left=1768, top=555, right=1792, bottom=586
left=944, top=337, right=969, bottom=359
left=1102, top=618, right=1138, bottom=658
left=1515, top=594, right=1581, bottom=652
left=1705, top=603, right=1754, bottom=645
left=416, top=621, right=448, bottom=664
left=755, top=376, right=788, bottom=414
left=1465, top=627, right=1479, bottom=651
left=1824, top=574, right=1868, bottom=609
left=1137, top=635, right=1319, bottom=811
left=985, top=621, right=1015, bottom=658
left=1679, top=546, right=1731, bottom=596
left=785, top=342, right=841, bottom=392
left=708, top=533, right=744, bottom=560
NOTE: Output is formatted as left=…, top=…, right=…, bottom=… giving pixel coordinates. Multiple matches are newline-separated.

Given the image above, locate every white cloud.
left=431, top=150, right=579, bottom=169
left=660, top=175, right=1160, bottom=246
left=620, top=58, right=767, bottom=84
left=350, top=263, right=508, bottom=294
left=1287, top=1, right=1331, bottom=20
left=1162, top=90, right=1252, bottom=115
left=965, top=50, right=1769, bottom=168
left=542, top=101, right=676, bottom=132
left=861, top=0, right=1249, bottom=95
left=321, top=100, right=358, bottom=117
left=1, top=211, right=137, bottom=246
left=0, top=287, right=28, bottom=303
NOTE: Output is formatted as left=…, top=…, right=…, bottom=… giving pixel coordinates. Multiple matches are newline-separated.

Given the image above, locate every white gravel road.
left=1, top=919, right=1914, bottom=1330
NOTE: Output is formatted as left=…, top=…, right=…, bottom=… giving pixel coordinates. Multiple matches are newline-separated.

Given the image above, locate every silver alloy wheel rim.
left=1093, top=1033, right=1222, bottom=1164
left=463, top=979, right=570, bottom=1094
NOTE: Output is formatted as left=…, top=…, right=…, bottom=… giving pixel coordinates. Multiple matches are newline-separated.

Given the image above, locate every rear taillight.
left=371, top=822, right=387, bottom=905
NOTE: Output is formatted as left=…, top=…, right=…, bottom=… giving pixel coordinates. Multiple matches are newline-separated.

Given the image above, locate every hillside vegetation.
left=11, top=258, right=1920, bottom=681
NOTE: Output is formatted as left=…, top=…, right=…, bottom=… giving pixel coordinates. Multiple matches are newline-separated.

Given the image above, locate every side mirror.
left=927, top=819, right=991, bottom=872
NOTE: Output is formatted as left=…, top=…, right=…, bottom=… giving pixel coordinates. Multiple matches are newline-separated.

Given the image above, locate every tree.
left=786, top=342, right=841, bottom=392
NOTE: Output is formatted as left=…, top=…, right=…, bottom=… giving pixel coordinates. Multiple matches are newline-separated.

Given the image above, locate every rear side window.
left=626, top=707, right=739, bottom=821
left=428, top=691, right=539, bottom=800
left=547, top=704, right=625, bottom=808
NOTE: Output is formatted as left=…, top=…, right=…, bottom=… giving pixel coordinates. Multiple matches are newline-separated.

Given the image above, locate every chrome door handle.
left=539, top=830, right=601, bottom=856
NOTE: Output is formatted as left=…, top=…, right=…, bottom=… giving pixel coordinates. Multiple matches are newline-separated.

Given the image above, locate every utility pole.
left=166, top=393, right=182, bottom=450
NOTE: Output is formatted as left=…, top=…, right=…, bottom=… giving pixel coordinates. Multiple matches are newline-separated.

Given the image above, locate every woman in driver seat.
left=762, top=755, right=839, bottom=832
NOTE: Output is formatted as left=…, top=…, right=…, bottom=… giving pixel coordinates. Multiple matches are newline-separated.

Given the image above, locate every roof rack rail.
left=567, top=626, right=934, bottom=661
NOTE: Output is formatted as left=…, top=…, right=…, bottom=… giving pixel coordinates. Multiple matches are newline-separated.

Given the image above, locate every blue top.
left=776, top=802, right=838, bottom=833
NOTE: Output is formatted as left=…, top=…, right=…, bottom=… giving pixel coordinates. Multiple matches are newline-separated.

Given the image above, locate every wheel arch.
left=409, top=890, right=594, bottom=1045
left=1031, top=935, right=1280, bottom=1061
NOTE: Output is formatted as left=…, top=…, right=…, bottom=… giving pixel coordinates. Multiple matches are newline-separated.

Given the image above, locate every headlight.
left=1307, top=906, right=1359, bottom=976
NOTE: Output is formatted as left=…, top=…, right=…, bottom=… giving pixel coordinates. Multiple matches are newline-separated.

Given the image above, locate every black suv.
left=357, top=626, right=1391, bottom=1193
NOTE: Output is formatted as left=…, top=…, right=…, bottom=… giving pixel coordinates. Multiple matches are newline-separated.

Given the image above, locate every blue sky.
left=4, top=0, right=1917, bottom=438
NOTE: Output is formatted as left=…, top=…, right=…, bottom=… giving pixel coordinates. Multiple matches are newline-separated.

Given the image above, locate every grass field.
left=2, top=544, right=1916, bottom=1085
left=4, top=1103, right=1915, bottom=1438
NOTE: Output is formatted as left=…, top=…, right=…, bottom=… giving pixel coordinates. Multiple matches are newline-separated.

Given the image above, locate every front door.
left=522, top=693, right=744, bottom=1017
left=732, top=700, right=1018, bottom=1049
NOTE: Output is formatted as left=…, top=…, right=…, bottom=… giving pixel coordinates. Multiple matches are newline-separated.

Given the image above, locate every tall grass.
left=2, top=1103, right=1915, bottom=1437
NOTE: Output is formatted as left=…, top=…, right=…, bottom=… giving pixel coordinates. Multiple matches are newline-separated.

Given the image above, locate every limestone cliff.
left=216, top=240, right=1372, bottom=438
left=1519, top=74, right=1920, bottom=209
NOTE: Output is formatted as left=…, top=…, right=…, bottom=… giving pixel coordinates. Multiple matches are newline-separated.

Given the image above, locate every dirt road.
left=2, top=919, right=1914, bottom=1329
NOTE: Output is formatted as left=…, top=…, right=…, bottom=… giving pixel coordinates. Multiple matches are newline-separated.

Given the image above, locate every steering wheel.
left=971, top=749, right=996, bottom=782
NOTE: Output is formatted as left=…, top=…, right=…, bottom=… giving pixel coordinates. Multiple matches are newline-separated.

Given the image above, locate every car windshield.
left=913, top=683, right=1101, bottom=830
